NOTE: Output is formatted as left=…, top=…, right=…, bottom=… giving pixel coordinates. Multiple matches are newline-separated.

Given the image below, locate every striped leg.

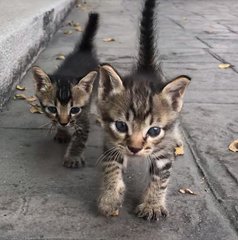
left=63, top=122, right=89, bottom=168
left=136, top=156, right=172, bottom=221
left=54, top=127, right=71, bottom=143
left=98, top=156, right=125, bottom=217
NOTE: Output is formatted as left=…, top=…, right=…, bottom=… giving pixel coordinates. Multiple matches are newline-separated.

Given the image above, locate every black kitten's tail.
left=77, top=12, right=99, bottom=52
left=137, top=0, right=158, bottom=73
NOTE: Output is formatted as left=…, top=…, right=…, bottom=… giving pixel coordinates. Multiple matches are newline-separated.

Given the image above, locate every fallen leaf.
left=228, top=140, right=238, bottom=152
left=76, top=2, right=88, bottom=11
left=204, top=30, right=214, bottom=34
left=175, top=146, right=184, bottom=156
left=218, top=63, right=231, bottom=69
left=14, top=94, right=27, bottom=100
left=64, top=30, right=73, bottom=35
left=16, top=85, right=26, bottom=91
left=74, top=26, right=83, bottom=32
left=56, top=54, right=65, bottom=60
left=29, top=104, right=43, bottom=114
left=26, top=96, right=37, bottom=102
left=179, top=188, right=197, bottom=195
left=103, top=37, right=115, bottom=42
left=73, top=22, right=81, bottom=27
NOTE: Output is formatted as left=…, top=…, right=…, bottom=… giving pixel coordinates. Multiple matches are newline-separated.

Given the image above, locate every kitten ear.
left=32, top=66, right=51, bottom=91
left=98, top=64, right=124, bottom=100
left=162, top=75, right=191, bottom=112
left=76, top=71, right=97, bottom=94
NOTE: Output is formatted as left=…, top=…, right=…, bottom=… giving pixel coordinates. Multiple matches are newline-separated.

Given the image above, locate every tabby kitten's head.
left=32, top=66, right=96, bottom=127
left=97, top=64, right=190, bottom=157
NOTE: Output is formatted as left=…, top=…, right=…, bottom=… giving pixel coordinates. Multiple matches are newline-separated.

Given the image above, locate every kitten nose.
left=128, top=146, right=142, bottom=154
left=60, top=122, right=68, bottom=127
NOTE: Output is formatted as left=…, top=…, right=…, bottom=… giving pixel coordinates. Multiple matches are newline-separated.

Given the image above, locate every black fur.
left=78, top=13, right=99, bottom=52
left=137, top=0, right=158, bottom=73
left=53, top=12, right=99, bottom=101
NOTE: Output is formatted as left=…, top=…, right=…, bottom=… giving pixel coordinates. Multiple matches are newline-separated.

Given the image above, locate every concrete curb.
left=0, top=0, right=76, bottom=109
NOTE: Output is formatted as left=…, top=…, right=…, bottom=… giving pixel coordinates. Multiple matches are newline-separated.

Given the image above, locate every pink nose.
left=128, top=146, right=142, bottom=154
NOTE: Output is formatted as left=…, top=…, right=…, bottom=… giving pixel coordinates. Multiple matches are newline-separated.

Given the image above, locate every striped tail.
left=137, top=0, right=158, bottom=73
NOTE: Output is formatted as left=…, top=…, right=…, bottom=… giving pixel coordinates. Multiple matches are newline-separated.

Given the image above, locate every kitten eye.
left=47, top=106, right=57, bottom=114
left=70, top=107, right=81, bottom=114
left=147, top=127, right=161, bottom=137
left=115, top=121, right=128, bottom=133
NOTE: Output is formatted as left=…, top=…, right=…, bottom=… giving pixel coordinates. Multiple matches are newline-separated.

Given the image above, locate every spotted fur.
left=32, top=13, right=99, bottom=168
left=96, top=0, right=191, bottom=220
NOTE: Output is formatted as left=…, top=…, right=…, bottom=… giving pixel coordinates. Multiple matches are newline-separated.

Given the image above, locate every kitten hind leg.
left=54, top=127, right=71, bottom=143
left=98, top=159, right=125, bottom=217
left=135, top=156, right=172, bottom=221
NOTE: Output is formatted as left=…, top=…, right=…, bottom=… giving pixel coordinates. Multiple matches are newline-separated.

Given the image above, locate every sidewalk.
left=0, top=0, right=237, bottom=239
left=0, top=0, right=75, bottom=107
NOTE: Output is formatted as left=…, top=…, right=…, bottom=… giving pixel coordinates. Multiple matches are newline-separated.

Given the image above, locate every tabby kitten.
left=32, top=13, right=99, bottom=168
left=96, top=0, right=190, bottom=220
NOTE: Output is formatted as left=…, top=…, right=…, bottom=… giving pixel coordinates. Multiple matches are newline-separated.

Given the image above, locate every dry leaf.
left=56, top=54, right=65, bottom=60
left=228, top=140, right=238, bottom=152
left=26, top=96, right=37, bottom=102
left=103, top=37, right=115, bottom=42
left=16, top=85, right=26, bottom=91
left=64, top=30, right=73, bottom=35
left=73, top=22, right=81, bottom=27
left=76, top=3, right=87, bottom=10
left=14, top=94, right=27, bottom=100
left=179, top=188, right=197, bottom=195
left=175, top=146, right=184, bottom=156
left=74, top=26, right=83, bottom=32
left=218, top=63, right=231, bottom=69
left=30, top=105, right=43, bottom=114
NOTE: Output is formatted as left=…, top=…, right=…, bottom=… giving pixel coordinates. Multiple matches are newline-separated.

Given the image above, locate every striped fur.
left=32, top=13, right=99, bottom=168
left=97, top=0, right=190, bottom=220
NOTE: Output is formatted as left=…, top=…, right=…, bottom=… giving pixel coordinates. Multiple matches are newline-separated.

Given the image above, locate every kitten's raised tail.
left=78, top=12, right=99, bottom=52
left=137, top=0, right=158, bottom=73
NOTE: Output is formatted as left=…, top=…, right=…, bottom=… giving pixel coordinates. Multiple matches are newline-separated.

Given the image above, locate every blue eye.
left=147, top=127, right=161, bottom=137
left=70, top=107, right=81, bottom=114
left=47, top=106, right=57, bottom=114
left=115, top=121, right=128, bottom=133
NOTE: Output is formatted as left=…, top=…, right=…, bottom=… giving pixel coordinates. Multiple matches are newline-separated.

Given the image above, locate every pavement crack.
left=195, top=36, right=212, bottom=48
left=20, top=196, right=30, bottom=216
left=207, top=49, right=238, bottom=74
left=168, top=18, right=185, bottom=30
left=182, top=127, right=238, bottom=233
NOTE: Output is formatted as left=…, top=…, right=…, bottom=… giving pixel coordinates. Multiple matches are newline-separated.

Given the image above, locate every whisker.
left=38, top=122, right=52, bottom=129
left=47, top=122, right=56, bottom=136
left=96, top=147, right=117, bottom=166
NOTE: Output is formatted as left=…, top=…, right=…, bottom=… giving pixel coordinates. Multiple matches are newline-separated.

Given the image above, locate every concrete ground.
left=0, top=0, right=75, bottom=107
left=0, top=0, right=238, bottom=239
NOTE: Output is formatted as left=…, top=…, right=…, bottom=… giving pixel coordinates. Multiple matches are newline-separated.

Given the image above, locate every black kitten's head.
left=32, top=66, right=97, bottom=127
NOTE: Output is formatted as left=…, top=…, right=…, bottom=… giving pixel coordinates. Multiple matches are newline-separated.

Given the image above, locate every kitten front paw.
left=135, top=202, right=168, bottom=221
left=98, top=188, right=124, bottom=217
left=54, top=131, right=71, bottom=143
left=63, top=155, right=85, bottom=168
